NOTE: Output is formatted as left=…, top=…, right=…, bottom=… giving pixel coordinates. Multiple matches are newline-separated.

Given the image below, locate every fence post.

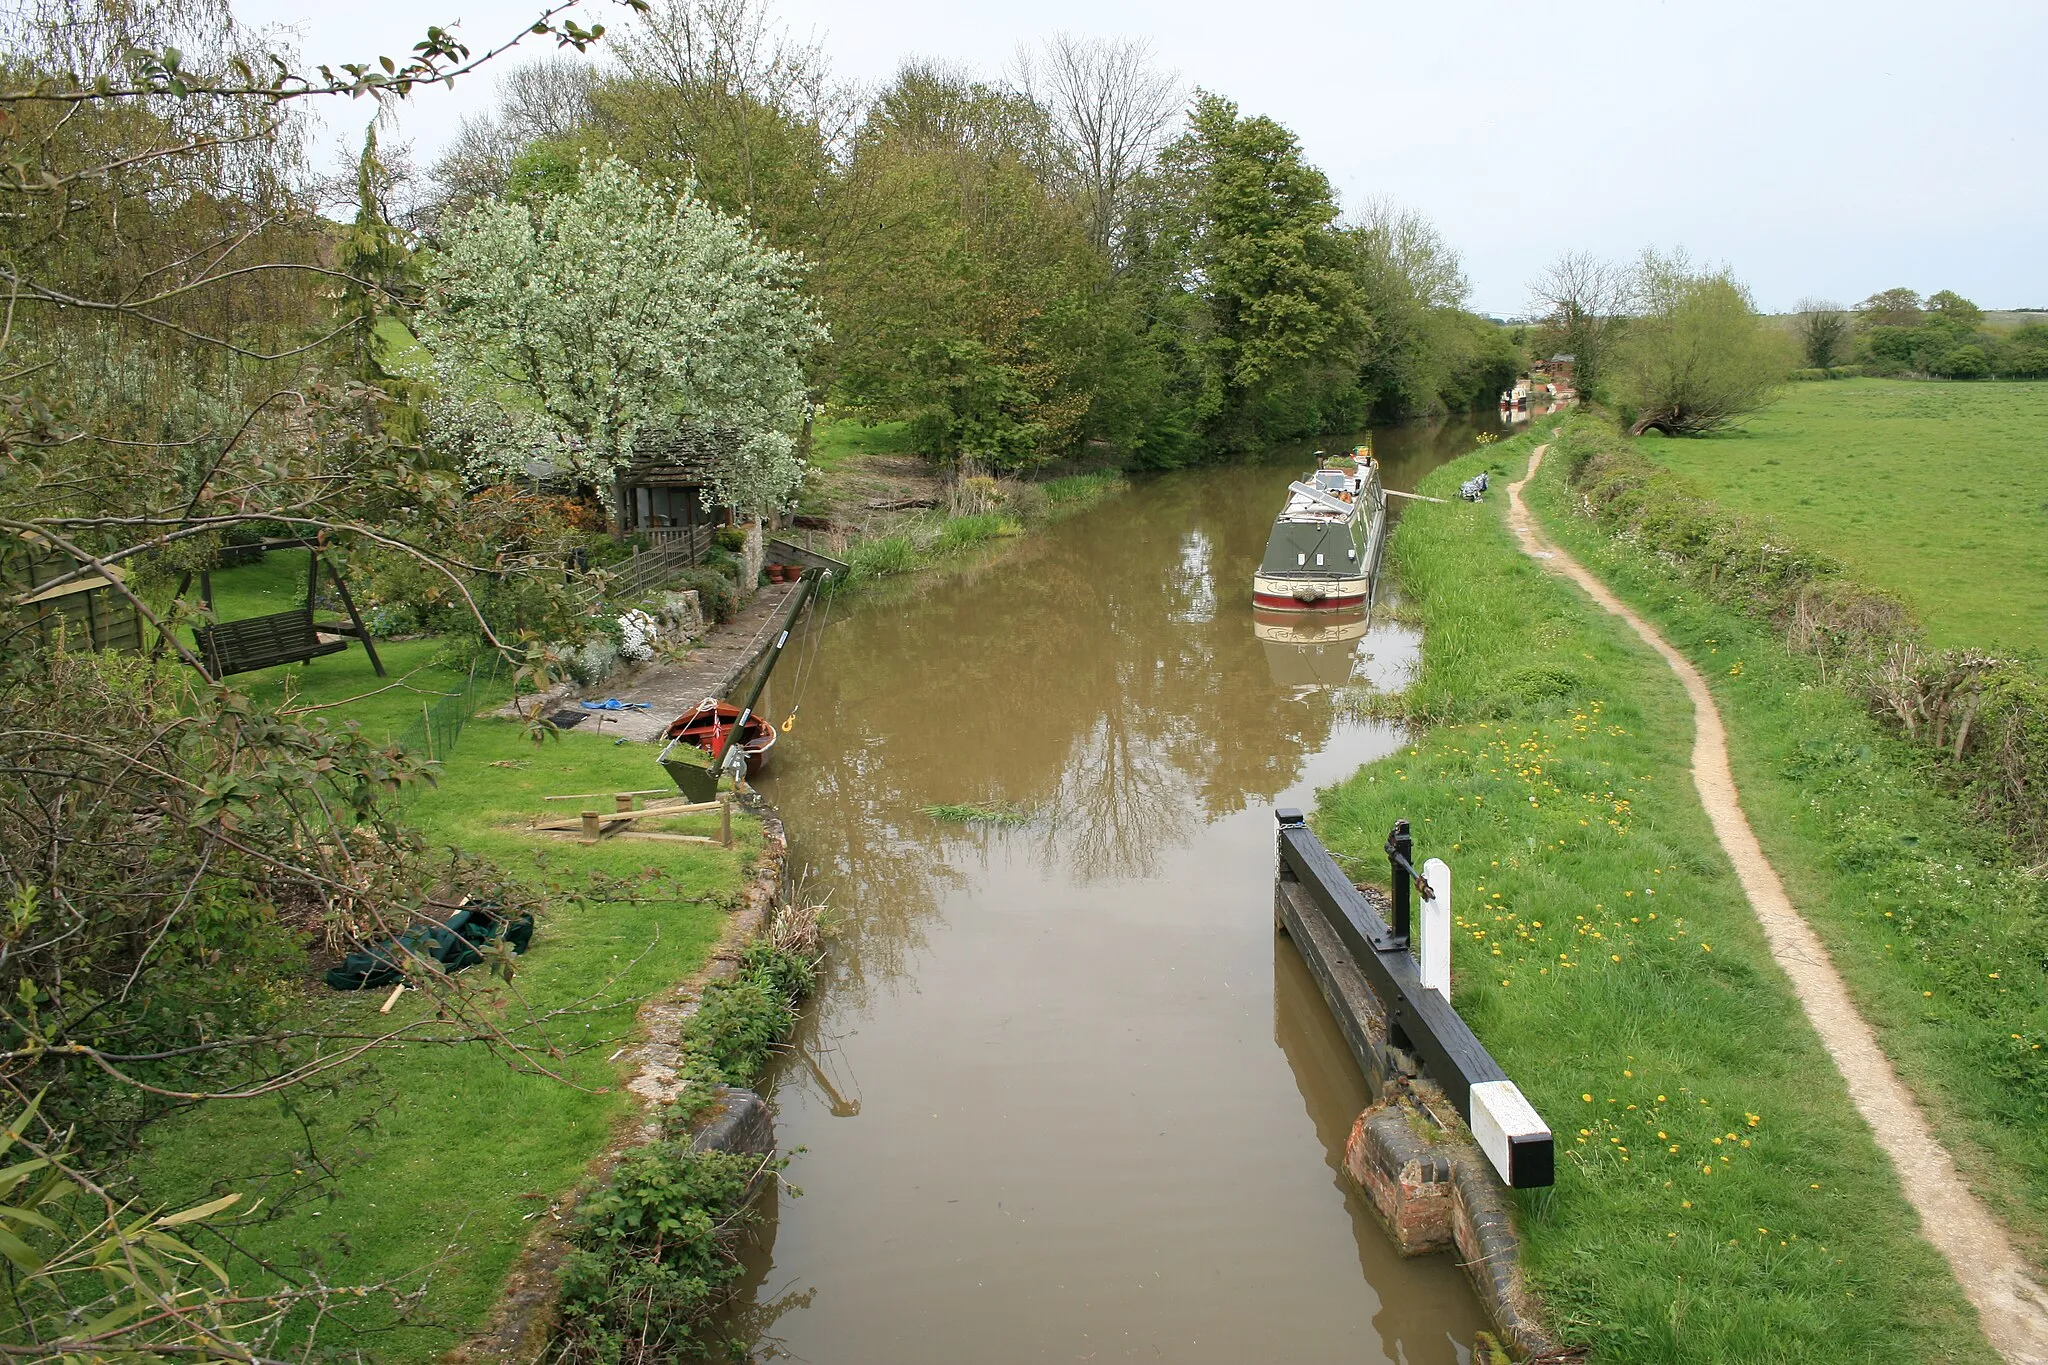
left=421, top=702, right=434, bottom=760
left=719, top=792, right=733, bottom=848
left=1385, top=818, right=1413, bottom=942
left=1419, top=857, right=1451, bottom=1002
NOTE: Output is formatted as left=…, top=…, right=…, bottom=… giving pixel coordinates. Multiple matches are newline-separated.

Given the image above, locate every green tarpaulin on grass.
left=324, top=906, right=535, bottom=991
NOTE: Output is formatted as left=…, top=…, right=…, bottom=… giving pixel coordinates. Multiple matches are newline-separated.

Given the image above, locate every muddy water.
left=739, top=418, right=1504, bottom=1363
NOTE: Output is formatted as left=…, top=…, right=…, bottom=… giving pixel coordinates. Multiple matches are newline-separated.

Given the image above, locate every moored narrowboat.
left=1251, top=446, right=1387, bottom=612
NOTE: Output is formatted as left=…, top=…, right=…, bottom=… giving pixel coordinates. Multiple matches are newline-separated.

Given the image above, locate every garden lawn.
left=1316, top=428, right=1997, bottom=1362
left=1644, top=378, right=2048, bottom=654
left=134, top=720, right=757, bottom=1361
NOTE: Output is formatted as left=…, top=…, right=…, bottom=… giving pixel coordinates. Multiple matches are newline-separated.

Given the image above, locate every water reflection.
left=735, top=417, right=1499, bottom=1363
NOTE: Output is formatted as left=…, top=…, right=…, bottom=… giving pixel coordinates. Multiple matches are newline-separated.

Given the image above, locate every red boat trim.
left=1253, top=591, right=1369, bottom=611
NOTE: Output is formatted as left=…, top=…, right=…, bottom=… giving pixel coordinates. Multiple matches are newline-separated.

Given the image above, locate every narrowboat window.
left=1315, top=553, right=1324, bottom=566
left=1297, top=553, right=1306, bottom=565
left=1348, top=549, right=1356, bottom=559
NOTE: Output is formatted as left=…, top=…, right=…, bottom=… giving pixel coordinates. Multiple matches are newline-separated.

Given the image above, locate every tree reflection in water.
left=727, top=416, right=1500, bottom=1359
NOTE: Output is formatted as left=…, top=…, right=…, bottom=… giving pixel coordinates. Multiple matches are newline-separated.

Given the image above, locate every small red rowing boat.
left=662, top=698, right=778, bottom=772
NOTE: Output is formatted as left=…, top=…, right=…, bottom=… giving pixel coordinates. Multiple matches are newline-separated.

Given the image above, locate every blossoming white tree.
left=420, top=156, right=825, bottom=514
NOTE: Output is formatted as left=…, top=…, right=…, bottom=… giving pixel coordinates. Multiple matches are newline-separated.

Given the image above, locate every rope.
left=781, top=573, right=832, bottom=733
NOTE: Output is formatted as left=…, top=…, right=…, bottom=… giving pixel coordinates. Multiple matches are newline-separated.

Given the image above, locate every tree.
left=1160, top=92, right=1365, bottom=441
left=432, top=57, right=598, bottom=217
left=1793, top=297, right=1849, bottom=369
left=420, top=156, right=825, bottom=514
left=1925, top=289, right=1983, bottom=327
left=1528, top=251, right=1632, bottom=400
left=1856, top=286, right=1922, bottom=330
left=1614, top=251, right=1785, bottom=436
left=1018, top=34, right=1182, bottom=262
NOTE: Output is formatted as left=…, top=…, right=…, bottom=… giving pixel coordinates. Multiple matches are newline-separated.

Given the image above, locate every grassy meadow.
left=1643, top=379, right=2048, bottom=654
left=135, top=705, right=757, bottom=1357
left=1531, top=419, right=2048, bottom=1261
left=1318, top=428, right=2000, bottom=1362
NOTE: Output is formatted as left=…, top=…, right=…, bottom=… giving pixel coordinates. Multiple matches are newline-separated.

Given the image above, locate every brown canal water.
left=737, top=417, right=1507, bottom=1363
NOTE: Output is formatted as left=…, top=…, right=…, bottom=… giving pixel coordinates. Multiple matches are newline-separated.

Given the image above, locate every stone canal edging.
left=1275, top=839, right=1560, bottom=1361
left=449, top=799, right=788, bottom=1365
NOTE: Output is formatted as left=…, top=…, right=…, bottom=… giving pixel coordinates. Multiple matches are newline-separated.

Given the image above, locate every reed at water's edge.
left=1313, top=426, right=2001, bottom=1363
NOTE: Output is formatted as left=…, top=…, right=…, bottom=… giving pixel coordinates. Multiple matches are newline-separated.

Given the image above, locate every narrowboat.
left=1251, top=446, right=1387, bottom=612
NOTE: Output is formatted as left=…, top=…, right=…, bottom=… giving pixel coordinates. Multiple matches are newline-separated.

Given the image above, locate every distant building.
left=1533, top=353, right=1576, bottom=382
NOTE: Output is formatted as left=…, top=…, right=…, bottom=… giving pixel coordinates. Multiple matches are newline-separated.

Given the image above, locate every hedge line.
left=1554, top=415, right=2048, bottom=855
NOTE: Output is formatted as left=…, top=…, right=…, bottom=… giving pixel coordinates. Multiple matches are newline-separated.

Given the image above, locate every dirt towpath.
left=1507, top=441, right=2048, bottom=1365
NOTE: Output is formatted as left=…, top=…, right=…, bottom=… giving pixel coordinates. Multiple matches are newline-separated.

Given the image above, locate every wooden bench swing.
left=161, top=539, right=386, bottom=682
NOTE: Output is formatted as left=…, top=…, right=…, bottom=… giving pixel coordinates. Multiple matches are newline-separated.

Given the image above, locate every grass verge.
left=1528, top=419, right=2048, bottom=1266
left=133, top=721, right=760, bottom=1361
left=1314, top=426, right=1997, bottom=1361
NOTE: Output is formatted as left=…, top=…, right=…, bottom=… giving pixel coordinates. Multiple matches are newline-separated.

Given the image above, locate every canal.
left=741, top=418, right=1504, bottom=1362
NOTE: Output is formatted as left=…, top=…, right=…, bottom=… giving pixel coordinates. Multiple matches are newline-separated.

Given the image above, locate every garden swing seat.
left=164, top=538, right=385, bottom=683
left=194, top=607, right=350, bottom=677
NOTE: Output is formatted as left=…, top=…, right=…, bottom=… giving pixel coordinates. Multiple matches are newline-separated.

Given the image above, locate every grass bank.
left=1641, top=378, right=2048, bottom=654
left=1316, top=426, right=1997, bottom=1361
left=832, top=471, right=1124, bottom=589
left=1531, top=415, right=2048, bottom=1263
left=134, top=720, right=761, bottom=1360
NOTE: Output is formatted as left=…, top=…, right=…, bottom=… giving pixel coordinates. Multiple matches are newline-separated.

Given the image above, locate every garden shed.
left=4, top=537, right=143, bottom=654
left=615, top=424, right=735, bottom=557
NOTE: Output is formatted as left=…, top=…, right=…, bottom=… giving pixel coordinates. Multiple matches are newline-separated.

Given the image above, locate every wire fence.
left=394, top=653, right=503, bottom=787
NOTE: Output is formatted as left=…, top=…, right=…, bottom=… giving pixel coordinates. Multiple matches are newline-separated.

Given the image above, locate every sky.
left=242, top=0, right=2047, bottom=317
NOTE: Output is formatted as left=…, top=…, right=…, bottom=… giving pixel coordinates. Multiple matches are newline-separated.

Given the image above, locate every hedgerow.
left=1555, top=413, right=2048, bottom=855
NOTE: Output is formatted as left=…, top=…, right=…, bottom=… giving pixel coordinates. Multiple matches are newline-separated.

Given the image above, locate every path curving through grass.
left=1507, top=440, right=2048, bottom=1365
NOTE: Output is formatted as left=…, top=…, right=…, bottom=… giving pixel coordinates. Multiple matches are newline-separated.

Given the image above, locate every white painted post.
left=1470, top=1080, right=1552, bottom=1188
left=1419, top=856, right=1451, bottom=1002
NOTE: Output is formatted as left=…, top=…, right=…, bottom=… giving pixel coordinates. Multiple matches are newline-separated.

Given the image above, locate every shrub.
left=1932, top=344, right=1991, bottom=379
left=677, top=569, right=738, bottom=623
left=713, top=526, right=746, bottom=554
left=566, top=636, right=622, bottom=687
left=557, top=1143, right=765, bottom=1362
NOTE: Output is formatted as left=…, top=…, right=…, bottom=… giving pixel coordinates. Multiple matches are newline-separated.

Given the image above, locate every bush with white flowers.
left=618, top=609, right=660, bottom=662
left=420, top=157, right=826, bottom=514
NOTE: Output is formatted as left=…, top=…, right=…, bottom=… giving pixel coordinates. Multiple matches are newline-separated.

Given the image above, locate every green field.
left=1318, top=429, right=2001, bottom=1361
left=1644, top=379, right=2048, bottom=655
left=808, top=413, right=915, bottom=472
left=134, top=710, right=752, bottom=1358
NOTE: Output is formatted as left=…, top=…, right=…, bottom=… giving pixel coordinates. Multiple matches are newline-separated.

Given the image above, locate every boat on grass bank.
left=1252, top=447, right=1387, bottom=612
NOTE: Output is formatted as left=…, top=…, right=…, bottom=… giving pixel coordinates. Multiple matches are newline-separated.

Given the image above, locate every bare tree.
left=1016, top=34, right=1181, bottom=261
left=1528, top=250, right=1633, bottom=399
left=1351, top=198, right=1468, bottom=309
left=1794, top=297, right=1850, bottom=370
left=430, top=56, right=598, bottom=216
left=610, top=0, right=858, bottom=200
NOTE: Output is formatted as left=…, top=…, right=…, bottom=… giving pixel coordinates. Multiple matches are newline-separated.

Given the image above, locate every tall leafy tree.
left=1159, top=93, right=1364, bottom=444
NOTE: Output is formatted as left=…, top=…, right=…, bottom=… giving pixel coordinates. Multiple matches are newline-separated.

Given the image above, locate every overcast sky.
left=244, top=0, right=2045, bottom=317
